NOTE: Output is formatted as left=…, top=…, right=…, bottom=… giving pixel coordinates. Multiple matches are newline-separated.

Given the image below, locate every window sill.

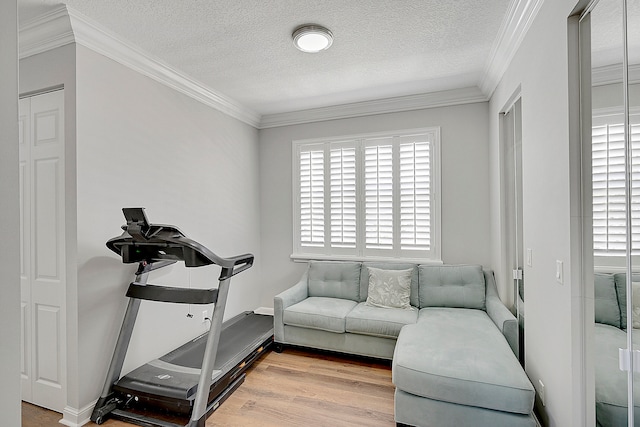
left=594, top=255, right=640, bottom=273
left=290, top=253, right=444, bottom=265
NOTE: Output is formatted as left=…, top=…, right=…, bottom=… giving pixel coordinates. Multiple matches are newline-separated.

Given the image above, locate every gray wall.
left=73, top=45, right=262, bottom=410
left=0, top=0, right=21, bottom=425
left=489, top=1, right=585, bottom=425
left=258, top=102, right=492, bottom=308
left=19, top=42, right=262, bottom=417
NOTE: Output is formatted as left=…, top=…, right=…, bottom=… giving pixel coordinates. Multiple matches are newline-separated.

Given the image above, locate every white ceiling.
left=18, top=0, right=516, bottom=119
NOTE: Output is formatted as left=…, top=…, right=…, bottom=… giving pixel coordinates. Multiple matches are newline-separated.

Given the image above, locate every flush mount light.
left=292, top=25, right=333, bottom=53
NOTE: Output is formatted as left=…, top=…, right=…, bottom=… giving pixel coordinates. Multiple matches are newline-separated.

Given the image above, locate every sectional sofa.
left=594, top=272, right=640, bottom=426
left=274, top=260, right=535, bottom=427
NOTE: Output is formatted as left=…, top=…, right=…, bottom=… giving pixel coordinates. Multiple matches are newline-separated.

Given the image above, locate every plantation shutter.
left=299, top=147, right=325, bottom=247
left=400, top=139, right=431, bottom=251
left=293, top=127, right=440, bottom=261
left=365, top=140, right=394, bottom=250
left=592, top=116, right=640, bottom=256
left=330, top=144, right=357, bottom=248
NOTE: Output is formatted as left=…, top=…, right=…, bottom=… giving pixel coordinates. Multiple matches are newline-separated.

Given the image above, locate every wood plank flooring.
left=22, top=347, right=396, bottom=427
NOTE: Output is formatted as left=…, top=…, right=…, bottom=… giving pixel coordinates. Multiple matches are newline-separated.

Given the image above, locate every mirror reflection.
left=590, top=0, right=640, bottom=425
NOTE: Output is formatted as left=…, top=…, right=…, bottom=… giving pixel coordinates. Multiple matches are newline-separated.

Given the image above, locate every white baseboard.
left=254, top=306, right=274, bottom=316
left=60, top=401, right=95, bottom=427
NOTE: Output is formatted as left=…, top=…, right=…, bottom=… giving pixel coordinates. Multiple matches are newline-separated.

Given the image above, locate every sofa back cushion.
left=308, top=261, right=361, bottom=301
left=594, top=272, right=620, bottom=328
left=418, top=264, right=485, bottom=310
left=360, top=263, right=419, bottom=305
left=613, top=272, right=640, bottom=330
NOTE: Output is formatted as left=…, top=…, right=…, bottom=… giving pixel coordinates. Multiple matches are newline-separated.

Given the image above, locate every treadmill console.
left=122, top=207, right=151, bottom=240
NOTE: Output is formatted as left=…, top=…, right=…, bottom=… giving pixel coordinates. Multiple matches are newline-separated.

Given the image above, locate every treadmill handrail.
left=219, top=254, right=254, bottom=280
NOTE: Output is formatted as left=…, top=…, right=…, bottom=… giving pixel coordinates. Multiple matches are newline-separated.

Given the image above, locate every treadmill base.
left=93, top=312, right=273, bottom=426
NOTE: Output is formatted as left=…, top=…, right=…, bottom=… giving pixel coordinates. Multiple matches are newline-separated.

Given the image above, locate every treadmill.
left=91, top=208, right=273, bottom=427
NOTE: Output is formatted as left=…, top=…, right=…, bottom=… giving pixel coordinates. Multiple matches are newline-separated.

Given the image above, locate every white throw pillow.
left=366, top=267, right=413, bottom=310
left=633, top=282, right=640, bottom=329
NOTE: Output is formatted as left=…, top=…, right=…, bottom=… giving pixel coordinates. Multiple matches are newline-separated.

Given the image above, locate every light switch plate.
left=556, top=260, right=563, bottom=284
left=527, top=248, right=532, bottom=267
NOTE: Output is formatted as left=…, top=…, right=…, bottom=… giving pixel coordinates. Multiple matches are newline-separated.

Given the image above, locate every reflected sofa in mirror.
left=594, top=273, right=640, bottom=426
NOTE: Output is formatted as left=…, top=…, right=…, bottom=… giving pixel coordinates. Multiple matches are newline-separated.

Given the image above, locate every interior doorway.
left=19, top=89, right=66, bottom=412
left=501, top=97, right=525, bottom=365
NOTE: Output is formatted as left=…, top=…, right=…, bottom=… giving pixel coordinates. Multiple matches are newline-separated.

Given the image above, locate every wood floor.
left=22, top=347, right=396, bottom=427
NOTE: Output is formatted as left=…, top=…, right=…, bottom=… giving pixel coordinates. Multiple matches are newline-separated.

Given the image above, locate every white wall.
left=0, top=0, right=22, bottom=425
left=74, top=45, right=262, bottom=410
left=489, top=1, right=584, bottom=426
left=258, top=102, right=492, bottom=308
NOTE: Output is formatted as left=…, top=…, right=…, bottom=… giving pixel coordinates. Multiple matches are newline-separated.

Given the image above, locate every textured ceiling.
left=590, top=0, right=640, bottom=69
left=18, top=0, right=512, bottom=116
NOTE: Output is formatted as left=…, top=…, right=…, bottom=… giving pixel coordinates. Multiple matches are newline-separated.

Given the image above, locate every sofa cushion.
left=393, top=308, right=534, bottom=415
left=308, top=261, right=361, bottom=301
left=283, top=297, right=357, bottom=333
left=594, top=273, right=620, bottom=328
left=346, top=302, right=418, bottom=338
left=613, top=273, right=640, bottom=330
left=366, top=267, right=413, bottom=309
left=360, top=262, right=419, bottom=306
left=418, top=264, right=485, bottom=309
left=594, top=323, right=640, bottom=426
left=395, top=388, right=536, bottom=427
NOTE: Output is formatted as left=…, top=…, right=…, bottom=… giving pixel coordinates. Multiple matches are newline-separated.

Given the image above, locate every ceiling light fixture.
left=292, top=25, right=333, bottom=53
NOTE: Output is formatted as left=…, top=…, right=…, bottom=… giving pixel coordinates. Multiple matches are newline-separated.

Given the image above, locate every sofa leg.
left=273, top=343, right=284, bottom=353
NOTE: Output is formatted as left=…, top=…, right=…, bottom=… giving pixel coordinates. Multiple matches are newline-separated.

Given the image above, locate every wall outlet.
left=201, top=310, right=209, bottom=324
left=538, top=379, right=545, bottom=406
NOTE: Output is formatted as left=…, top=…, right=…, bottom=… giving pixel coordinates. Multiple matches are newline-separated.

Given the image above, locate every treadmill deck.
left=113, top=312, right=273, bottom=413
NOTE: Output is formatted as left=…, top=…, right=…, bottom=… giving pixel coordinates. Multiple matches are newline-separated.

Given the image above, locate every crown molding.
left=258, top=87, right=488, bottom=129
left=19, top=5, right=261, bottom=128
left=19, top=6, right=75, bottom=58
left=479, top=0, right=545, bottom=98
left=592, top=63, right=640, bottom=86
left=18, top=2, right=541, bottom=130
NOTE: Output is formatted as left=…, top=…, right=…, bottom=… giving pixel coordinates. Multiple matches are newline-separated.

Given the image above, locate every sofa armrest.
left=484, top=270, right=519, bottom=359
left=273, top=272, right=309, bottom=342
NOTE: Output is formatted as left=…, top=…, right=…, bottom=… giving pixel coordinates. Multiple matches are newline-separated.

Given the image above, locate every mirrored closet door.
left=586, top=0, right=639, bottom=425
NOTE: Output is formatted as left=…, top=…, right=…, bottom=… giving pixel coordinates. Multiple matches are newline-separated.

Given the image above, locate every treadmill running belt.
left=162, top=311, right=272, bottom=369
left=113, top=312, right=273, bottom=412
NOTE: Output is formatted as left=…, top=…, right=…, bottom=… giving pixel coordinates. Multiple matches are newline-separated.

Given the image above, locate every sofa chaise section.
left=391, top=264, right=535, bottom=427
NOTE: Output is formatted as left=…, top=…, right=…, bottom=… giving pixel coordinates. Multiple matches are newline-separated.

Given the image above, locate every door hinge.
left=619, top=348, right=640, bottom=372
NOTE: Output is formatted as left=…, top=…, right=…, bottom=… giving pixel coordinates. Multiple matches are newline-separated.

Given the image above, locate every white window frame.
left=292, top=128, right=442, bottom=263
left=592, top=107, right=640, bottom=269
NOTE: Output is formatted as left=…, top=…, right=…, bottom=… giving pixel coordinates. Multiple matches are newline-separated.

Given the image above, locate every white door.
left=19, top=90, right=66, bottom=412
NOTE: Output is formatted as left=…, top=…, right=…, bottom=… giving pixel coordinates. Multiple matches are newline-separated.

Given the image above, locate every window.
left=293, top=128, right=441, bottom=262
left=592, top=112, right=640, bottom=257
